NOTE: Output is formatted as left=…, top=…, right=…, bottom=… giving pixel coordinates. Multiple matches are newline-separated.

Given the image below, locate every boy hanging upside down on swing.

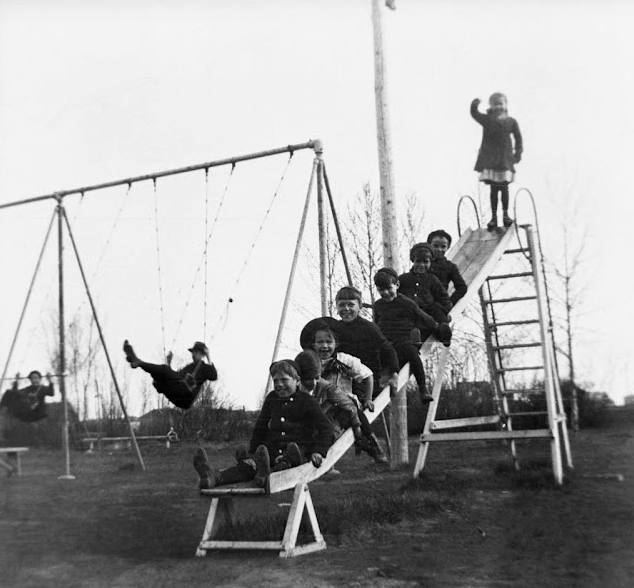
left=123, top=340, right=217, bottom=409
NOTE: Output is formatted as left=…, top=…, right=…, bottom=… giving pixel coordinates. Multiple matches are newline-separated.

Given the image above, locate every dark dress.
left=471, top=99, right=523, bottom=179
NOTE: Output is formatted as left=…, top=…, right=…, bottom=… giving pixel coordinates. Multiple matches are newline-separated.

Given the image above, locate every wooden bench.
left=0, top=447, right=29, bottom=476
left=82, top=432, right=178, bottom=452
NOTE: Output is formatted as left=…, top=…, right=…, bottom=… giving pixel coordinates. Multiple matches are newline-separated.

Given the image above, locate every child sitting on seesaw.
left=0, top=370, right=55, bottom=422
left=193, top=359, right=333, bottom=489
left=123, top=340, right=217, bottom=409
left=374, top=268, right=452, bottom=403
left=304, top=324, right=387, bottom=463
left=398, top=242, right=453, bottom=326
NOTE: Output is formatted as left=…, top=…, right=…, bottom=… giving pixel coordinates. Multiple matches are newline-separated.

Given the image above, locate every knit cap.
left=410, top=242, right=435, bottom=261
left=269, top=359, right=301, bottom=379
left=294, top=350, right=322, bottom=379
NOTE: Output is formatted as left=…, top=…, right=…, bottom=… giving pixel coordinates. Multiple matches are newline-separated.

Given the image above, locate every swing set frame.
left=1, top=139, right=352, bottom=478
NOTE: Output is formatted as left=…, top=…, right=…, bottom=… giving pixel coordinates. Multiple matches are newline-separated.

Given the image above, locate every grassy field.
left=1, top=418, right=633, bottom=588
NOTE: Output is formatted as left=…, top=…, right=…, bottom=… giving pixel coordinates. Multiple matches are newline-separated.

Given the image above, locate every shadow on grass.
left=215, top=484, right=460, bottom=545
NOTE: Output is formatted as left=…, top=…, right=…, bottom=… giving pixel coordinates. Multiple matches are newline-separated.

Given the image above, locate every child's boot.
left=354, top=436, right=370, bottom=456
left=420, top=389, right=434, bottom=404
left=123, top=340, right=140, bottom=368
left=283, top=442, right=303, bottom=468
left=193, top=447, right=220, bottom=490
left=502, top=211, right=514, bottom=227
left=253, top=445, right=271, bottom=487
left=367, top=433, right=388, bottom=464
left=487, top=214, right=498, bottom=230
left=437, top=323, right=452, bottom=347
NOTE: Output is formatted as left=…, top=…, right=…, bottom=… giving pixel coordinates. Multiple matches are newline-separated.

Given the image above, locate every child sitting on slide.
left=374, top=268, right=452, bottom=403
left=300, top=286, right=400, bottom=399
left=123, top=340, right=217, bottom=409
left=305, top=324, right=387, bottom=463
left=398, top=242, right=453, bottom=326
left=193, top=359, right=333, bottom=489
left=295, top=349, right=362, bottom=442
left=427, top=229, right=467, bottom=306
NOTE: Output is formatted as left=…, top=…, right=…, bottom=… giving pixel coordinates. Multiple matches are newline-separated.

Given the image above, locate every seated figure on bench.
left=193, top=359, right=333, bottom=489
left=123, top=340, right=217, bottom=410
left=0, top=370, right=54, bottom=422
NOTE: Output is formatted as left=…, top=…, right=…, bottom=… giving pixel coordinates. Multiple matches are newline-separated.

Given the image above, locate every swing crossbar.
left=0, top=141, right=319, bottom=210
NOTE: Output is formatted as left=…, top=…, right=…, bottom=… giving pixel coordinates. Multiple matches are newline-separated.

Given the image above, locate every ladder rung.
left=490, top=319, right=540, bottom=327
left=506, top=411, right=548, bottom=417
left=504, top=248, right=530, bottom=254
left=487, top=272, right=533, bottom=280
left=485, top=296, right=537, bottom=304
left=493, top=342, right=542, bottom=350
left=421, top=429, right=553, bottom=442
left=497, top=365, right=544, bottom=372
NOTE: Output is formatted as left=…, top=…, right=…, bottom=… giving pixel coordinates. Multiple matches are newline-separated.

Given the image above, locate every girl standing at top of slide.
left=471, top=93, right=523, bottom=229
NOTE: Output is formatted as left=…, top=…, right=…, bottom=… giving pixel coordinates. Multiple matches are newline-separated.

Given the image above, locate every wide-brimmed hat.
left=188, top=342, right=208, bottom=354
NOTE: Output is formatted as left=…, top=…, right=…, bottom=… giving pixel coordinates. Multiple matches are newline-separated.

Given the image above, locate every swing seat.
left=152, top=380, right=199, bottom=410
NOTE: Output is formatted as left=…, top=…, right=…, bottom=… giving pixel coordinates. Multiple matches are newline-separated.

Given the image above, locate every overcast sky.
left=1, top=0, right=632, bottom=412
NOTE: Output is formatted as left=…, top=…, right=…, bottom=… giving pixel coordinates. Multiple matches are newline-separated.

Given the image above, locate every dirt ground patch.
left=1, top=420, right=633, bottom=588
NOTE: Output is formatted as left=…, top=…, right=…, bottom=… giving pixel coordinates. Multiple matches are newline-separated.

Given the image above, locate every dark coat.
left=373, top=294, right=437, bottom=346
left=471, top=100, right=523, bottom=172
left=249, top=390, right=334, bottom=460
left=429, top=258, right=468, bottom=305
left=398, top=270, right=453, bottom=312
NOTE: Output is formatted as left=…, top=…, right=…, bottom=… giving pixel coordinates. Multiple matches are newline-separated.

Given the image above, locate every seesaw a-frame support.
left=196, top=482, right=326, bottom=558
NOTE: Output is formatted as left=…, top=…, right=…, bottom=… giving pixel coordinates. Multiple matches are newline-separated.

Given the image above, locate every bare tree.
left=399, top=190, right=425, bottom=260
left=344, top=182, right=382, bottom=310
left=543, top=175, right=591, bottom=432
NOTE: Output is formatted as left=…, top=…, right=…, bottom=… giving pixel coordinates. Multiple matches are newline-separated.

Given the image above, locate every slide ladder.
left=413, top=224, right=572, bottom=484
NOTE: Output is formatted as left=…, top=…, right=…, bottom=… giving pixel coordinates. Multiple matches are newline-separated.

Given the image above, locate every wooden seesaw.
left=195, top=381, right=395, bottom=558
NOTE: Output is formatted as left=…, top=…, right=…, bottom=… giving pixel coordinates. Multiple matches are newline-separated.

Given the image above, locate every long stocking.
left=500, top=185, right=510, bottom=212
left=489, top=185, right=500, bottom=215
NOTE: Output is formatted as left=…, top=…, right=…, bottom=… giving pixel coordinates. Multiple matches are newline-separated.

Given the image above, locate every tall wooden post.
left=57, top=200, right=74, bottom=480
left=372, top=0, right=407, bottom=466
left=315, top=143, right=328, bottom=316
